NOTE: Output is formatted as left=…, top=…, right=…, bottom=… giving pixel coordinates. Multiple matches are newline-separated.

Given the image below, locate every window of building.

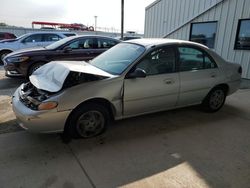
left=189, top=22, right=217, bottom=48
left=178, top=47, right=217, bottom=72
left=235, top=19, right=250, bottom=50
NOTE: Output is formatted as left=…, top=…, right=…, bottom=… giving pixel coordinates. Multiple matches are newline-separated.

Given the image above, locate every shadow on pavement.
left=0, top=77, right=26, bottom=90
left=0, top=119, right=23, bottom=134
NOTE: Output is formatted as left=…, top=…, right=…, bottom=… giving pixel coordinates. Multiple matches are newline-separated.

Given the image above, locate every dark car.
left=3, top=35, right=120, bottom=77
left=0, top=32, right=16, bottom=41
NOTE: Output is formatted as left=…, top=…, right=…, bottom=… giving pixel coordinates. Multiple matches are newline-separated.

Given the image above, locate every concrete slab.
left=0, top=132, right=93, bottom=188
left=69, top=90, right=250, bottom=188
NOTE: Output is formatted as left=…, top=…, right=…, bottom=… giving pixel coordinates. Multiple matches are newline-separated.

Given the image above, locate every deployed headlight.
left=6, top=56, right=29, bottom=63
left=37, top=101, right=58, bottom=111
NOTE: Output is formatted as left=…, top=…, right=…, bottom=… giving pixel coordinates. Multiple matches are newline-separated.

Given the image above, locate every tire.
left=202, top=87, right=227, bottom=112
left=28, top=62, right=45, bottom=76
left=66, top=103, right=110, bottom=138
left=0, top=50, right=12, bottom=64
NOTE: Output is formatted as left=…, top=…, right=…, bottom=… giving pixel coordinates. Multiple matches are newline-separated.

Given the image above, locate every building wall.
left=144, top=0, right=250, bottom=79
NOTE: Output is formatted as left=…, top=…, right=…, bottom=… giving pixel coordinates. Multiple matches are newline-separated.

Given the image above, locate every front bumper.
left=4, top=61, right=23, bottom=77
left=12, top=86, right=71, bottom=133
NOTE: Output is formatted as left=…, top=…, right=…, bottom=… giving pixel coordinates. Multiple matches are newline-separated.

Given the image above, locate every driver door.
left=123, top=46, right=180, bottom=116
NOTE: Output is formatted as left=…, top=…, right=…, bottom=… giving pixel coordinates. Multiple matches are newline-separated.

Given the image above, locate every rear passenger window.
left=43, top=34, right=62, bottom=42
left=97, top=38, right=118, bottom=48
left=178, top=47, right=217, bottom=71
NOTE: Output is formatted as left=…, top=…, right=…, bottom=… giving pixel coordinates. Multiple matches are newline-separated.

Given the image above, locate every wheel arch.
left=64, top=97, right=116, bottom=131
left=0, top=49, right=13, bottom=53
left=213, top=83, right=229, bottom=95
left=27, top=61, right=47, bottom=76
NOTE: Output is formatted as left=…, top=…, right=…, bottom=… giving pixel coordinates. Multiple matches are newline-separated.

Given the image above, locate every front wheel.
left=202, top=87, right=227, bottom=112
left=66, top=103, right=110, bottom=138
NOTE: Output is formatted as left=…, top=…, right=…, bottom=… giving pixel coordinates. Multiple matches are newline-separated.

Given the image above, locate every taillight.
left=238, top=66, right=242, bottom=74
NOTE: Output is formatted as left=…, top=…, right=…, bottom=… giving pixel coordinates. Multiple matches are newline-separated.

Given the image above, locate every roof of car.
left=125, top=38, right=209, bottom=49
left=63, top=35, right=121, bottom=40
left=23, top=31, right=75, bottom=36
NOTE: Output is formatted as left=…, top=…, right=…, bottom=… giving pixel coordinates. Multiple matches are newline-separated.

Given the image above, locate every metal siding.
left=221, top=0, right=236, bottom=59
left=180, top=0, right=185, bottom=25
left=144, top=0, right=250, bottom=78
left=166, top=0, right=171, bottom=35
left=230, top=0, right=244, bottom=61
left=216, top=0, right=229, bottom=55
left=226, top=0, right=238, bottom=60
left=160, top=0, right=165, bottom=37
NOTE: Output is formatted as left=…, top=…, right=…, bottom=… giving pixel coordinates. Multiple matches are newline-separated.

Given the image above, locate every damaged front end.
left=19, top=72, right=109, bottom=111
left=19, top=82, right=57, bottom=111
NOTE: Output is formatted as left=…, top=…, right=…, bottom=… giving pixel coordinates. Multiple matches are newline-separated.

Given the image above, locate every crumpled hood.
left=29, top=61, right=114, bottom=92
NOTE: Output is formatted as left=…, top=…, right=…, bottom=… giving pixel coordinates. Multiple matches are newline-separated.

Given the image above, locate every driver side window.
left=135, top=47, right=176, bottom=75
left=23, top=34, right=43, bottom=43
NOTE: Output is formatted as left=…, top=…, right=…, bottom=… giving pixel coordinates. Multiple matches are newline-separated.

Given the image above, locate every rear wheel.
left=0, top=50, right=12, bottom=64
left=28, top=62, right=45, bottom=76
left=66, top=103, right=110, bottom=138
left=202, top=87, right=227, bottom=112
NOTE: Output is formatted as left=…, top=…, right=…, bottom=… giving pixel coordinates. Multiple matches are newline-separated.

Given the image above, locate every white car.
left=0, top=31, right=76, bottom=64
left=12, top=39, right=242, bottom=138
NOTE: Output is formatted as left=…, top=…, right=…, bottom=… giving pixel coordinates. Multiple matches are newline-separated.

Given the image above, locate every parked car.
left=116, top=36, right=142, bottom=41
left=0, top=31, right=76, bottom=64
left=12, top=39, right=242, bottom=138
left=3, top=35, right=120, bottom=77
left=0, top=32, right=16, bottom=41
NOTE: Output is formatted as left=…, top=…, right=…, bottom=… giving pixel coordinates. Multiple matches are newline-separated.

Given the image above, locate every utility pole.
left=94, top=16, right=97, bottom=31
left=121, top=0, right=124, bottom=40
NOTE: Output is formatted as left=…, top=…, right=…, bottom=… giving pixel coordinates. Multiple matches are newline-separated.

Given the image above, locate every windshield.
left=91, top=43, right=145, bottom=75
left=45, top=36, right=75, bottom=50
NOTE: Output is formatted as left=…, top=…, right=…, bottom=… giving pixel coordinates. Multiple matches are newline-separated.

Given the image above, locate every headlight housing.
left=6, top=56, right=29, bottom=63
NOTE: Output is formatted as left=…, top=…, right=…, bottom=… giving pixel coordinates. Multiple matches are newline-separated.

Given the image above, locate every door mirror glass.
left=126, top=68, right=146, bottom=79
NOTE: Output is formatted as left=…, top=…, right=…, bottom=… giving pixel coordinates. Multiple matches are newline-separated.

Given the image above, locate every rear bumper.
left=227, top=79, right=241, bottom=95
left=12, top=86, right=71, bottom=133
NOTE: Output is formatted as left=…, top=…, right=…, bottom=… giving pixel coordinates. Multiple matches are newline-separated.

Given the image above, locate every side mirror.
left=126, top=68, right=146, bottom=79
left=63, top=46, right=72, bottom=53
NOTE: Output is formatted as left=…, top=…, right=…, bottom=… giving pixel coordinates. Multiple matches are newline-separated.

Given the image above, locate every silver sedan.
left=12, top=39, right=242, bottom=138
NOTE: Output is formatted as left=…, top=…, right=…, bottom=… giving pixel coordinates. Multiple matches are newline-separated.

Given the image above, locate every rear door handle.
left=164, top=78, right=174, bottom=84
left=210, top=72, right=217, bottom=78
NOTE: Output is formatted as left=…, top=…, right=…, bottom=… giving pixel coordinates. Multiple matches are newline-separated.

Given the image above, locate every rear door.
left=177, top=46, right=220, bottom=106
left=54, top=37, right=96, bottom=61
left=123, top=46, right=180, bottom=116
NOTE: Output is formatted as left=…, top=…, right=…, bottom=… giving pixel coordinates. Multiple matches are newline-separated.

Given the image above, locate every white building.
left=144, top=0, right=250, bottom=79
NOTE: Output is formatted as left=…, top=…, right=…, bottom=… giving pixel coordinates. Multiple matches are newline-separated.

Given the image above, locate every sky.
left=0, top=0, right=155, bottom=34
